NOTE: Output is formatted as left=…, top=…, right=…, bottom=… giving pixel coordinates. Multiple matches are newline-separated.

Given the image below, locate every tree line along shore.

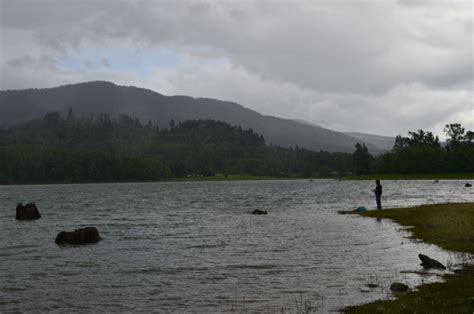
left=0, top=111, right=472, bottom=184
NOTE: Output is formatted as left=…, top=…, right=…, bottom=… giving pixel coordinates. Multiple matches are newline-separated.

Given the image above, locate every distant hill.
left=293, top=119, right=394, bottom=152
left=291, top=119, right=321, bottom=128
left=0, top=81, right=381, bottom=153
left=344, top=132, right=395, bottom=151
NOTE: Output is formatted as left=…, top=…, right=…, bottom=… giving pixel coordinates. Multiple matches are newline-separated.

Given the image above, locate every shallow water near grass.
left=0, top=179, right=472, bottom=312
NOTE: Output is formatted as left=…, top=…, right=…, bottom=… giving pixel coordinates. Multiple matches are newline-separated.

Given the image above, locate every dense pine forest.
left=0, top=111, right=351, bottom=183
left=0, top=110, right=472, bottom=184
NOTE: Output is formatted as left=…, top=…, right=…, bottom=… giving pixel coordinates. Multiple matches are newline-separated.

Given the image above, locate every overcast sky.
left=0, top=0, right=472, bottom=137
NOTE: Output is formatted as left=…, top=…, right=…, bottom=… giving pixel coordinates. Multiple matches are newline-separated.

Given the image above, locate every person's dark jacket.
left=375, top=184, right=382, bottom=197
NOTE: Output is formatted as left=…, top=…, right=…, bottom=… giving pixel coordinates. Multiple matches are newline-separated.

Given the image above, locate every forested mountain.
left=0, top=114, right=353, bottom=183
left=291, top=119, right=396, bottom=152
left=0, top=81, right=381, bottom=153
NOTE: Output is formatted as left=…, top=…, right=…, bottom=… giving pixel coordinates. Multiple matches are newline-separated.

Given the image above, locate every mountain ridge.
left=344, top=132, right=395, bottom=151
left=0, top=81, right=387, bottom=153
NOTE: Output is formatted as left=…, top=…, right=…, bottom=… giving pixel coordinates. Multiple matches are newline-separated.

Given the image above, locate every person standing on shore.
left=374, top=180, right=383, bottom=209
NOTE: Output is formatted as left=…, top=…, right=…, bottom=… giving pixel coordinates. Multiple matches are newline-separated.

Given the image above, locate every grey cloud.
left=1, top=1, right=471, bottom=93
left=5, top=54, right=57, bottom=71
left=100, top=57, right=110, bottom=68
left=7, top=55, right=34, bottom=67
left=140, top=61, right=472, bottom=137
left=0, top=0, right=472, bottom=136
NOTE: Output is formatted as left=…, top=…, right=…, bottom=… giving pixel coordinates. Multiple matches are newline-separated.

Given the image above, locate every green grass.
left=166, top=175, right=318, bottom=182
left=1, top=175, right=328, bottom=185
left=342, top=173, right=474, bottom=180
left=344, top=203, right=474, bottom=313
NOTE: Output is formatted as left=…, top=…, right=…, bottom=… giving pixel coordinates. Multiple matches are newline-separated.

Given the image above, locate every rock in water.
left=465, top=183, right=472, bottom=187
left=390, top=282, right=409, bottom=292
left=55, top=227, right=101, bottom=245
left=16, top=203, right=41, bottom=220
left=337, top=210, right=354, bottom=215
left=251, top=209, right=268, bottom=215
left=418, top=253, right=446, bottom=269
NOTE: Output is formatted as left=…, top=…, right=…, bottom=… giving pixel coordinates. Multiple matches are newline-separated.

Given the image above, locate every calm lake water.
left=0, top=179, right=472, bottom=312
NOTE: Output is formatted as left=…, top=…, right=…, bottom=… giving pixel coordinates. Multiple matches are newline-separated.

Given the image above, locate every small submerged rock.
left=418, top=253, right=446, bottom=270
left=390, top=282, right=409, bottom=292
left=16, top=203, right=41, bottom=220
left=251, top=209, right=267, bottom=215
left=338, top=206, right=366, bottom=215
left=337, top=210, right=353, bottom=215
left=55, top=227, right=101, bottom=245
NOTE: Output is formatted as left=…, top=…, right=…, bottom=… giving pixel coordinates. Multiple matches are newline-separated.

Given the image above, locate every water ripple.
left=0, top=179, right=472, bottom=312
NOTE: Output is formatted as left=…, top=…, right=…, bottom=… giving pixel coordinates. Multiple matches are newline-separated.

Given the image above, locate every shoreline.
left=344, top=202, right=474, bottom=313
left=341, top=173, right=474, bottom=180
left=0, top=175, right=320, bottom=186
left=1, top=173, right=473, bottom=186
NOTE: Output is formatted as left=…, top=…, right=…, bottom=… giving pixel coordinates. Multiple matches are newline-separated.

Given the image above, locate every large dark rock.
left=418, top=253, right=446, bottom=269
left=390, top=282, right=409, bottom=292
left=16, top=203, right=41, bottom=220
left=251, top=209, right=268, bottom=215
left=55, top=227, right=101, bottom=245
left=465, top=183, right=472, bottom=187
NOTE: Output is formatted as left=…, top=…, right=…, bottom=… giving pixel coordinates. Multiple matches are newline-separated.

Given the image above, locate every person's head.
left=376, top=179, right=380, bottom=185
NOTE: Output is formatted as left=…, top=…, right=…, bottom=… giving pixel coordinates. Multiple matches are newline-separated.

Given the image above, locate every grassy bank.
left=168, top=175, right=285, bottom=181
left=0, top=175, right=319, bottom=185
left=342, top=173, right=474, bottom=180
left=344, top=203, right=474, bottom=313
left=166, top=175, right=319, bottom=182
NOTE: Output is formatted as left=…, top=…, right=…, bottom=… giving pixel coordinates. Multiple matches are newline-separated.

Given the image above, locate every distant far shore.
left=341, top=173, right=474, bottom=180
left=1, top=173, right=474, bottom=185
left=0, top=175, right=313, bottom=185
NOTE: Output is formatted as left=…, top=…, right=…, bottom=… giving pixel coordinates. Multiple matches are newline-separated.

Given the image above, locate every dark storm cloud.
left=0, top=0, right=472, bottom=136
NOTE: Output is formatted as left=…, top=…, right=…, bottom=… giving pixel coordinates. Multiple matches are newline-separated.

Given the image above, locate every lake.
left=0, top=179, right=472, bottom=312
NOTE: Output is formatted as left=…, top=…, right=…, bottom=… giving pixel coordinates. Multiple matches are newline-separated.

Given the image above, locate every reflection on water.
left=0, top=179, right=472, bottom=312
